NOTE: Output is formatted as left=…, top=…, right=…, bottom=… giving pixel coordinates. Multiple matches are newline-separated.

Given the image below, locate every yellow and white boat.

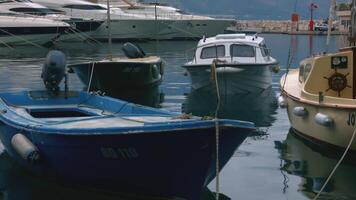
left=280, top=46, right=356, bottom=152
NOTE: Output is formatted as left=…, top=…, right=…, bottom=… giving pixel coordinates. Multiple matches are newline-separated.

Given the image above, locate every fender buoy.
left=11, top=133, right=40, bottom=163
left=315, top=113, right=333, bottom=127
left=293, top=107, right=308, bottom=117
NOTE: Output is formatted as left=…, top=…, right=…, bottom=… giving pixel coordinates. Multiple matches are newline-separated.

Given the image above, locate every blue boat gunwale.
left=0, top=91, right=255, bottom=135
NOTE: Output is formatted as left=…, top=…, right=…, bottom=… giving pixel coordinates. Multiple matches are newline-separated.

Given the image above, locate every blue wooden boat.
left=0, top=90, right=254, bottom=199
left=0, top=51, right=255, bottom=199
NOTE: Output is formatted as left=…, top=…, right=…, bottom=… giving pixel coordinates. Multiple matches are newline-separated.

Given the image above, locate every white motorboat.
left=96, top=0, right=235, bottom=39
left=0, top=0, right=103, bottom=41
left=31, top=0, right=173, bottom=40
left=182, top=34, right=279, bottom=94
left=0, top=12, right=70, bottom=46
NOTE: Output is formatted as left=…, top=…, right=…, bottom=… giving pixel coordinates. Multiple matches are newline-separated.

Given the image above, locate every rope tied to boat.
left=87, top=61, right=96, bottom=93
left=313, top=127, right=356, bottom=200
left=211, top=58, right=222, bottom=200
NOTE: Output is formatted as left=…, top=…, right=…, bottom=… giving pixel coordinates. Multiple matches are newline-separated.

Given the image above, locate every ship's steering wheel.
left=323, top=69, right=351, bottom=97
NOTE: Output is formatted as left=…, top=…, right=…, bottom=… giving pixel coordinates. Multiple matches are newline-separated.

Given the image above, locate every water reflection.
left=182, top=85, right=277, bottom=127
left=0, top=149, right=230, bottom=200
left=106, top=86, right=164, bottom=108
left=275, top=129, right=356, bottom=200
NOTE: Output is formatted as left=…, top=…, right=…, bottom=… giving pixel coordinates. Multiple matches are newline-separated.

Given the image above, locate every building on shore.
left=337, top=10, right=351, bottom=33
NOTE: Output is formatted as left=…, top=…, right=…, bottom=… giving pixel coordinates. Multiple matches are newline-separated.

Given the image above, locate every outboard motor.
left=41, top=50, right=67, bottom=95
left=122, top=42, right=146, bottom=58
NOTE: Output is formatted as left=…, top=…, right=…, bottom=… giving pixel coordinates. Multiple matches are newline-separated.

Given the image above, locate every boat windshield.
left=62, top=4, right=107, bottom=10
left=260, top=44, right=270, bottom=57
left=230, top=44, right=255, bottom=57
left=9, top=7, right=65, bottom=15
left=200, top=45, right=225, bottom=59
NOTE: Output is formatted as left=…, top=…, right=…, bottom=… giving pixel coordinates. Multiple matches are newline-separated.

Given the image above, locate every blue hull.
left=0, top=124, right=249, bottom=199
left=0, top=91, right=254, bottom=199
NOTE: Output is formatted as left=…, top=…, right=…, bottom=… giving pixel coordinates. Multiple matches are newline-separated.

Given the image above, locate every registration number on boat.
left=100, top=147, right=138, bottom=159
left=123, top=67, right=141, bottom=73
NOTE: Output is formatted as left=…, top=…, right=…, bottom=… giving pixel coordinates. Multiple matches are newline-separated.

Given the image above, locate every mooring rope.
left=87, top=61, right=96, bottom=92
left=211, top=59, right=221, bottom=200
left=313, top=127, right=356, bottom=200
left=0, top=29, right=46, bottom=50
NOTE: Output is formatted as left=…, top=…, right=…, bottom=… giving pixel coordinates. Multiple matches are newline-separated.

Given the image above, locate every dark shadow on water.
left=274, top=129, right=356, bottom=200
left=84, top=86, right=165, bottom=108
left=0, top=150, right=230, bottom=200
left=182, top=85, right=278, bottom=127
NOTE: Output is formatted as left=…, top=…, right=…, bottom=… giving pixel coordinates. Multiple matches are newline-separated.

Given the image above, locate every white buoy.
left=293, top=107, right=308, bottom=117
left=278, top=95, right=287, bottom=108
left=11, top=133, right=40, bottom=163
left=315, top=113, right=333, bottom=127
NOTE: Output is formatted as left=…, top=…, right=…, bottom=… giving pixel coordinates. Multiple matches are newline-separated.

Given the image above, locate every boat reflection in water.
left=0, top=149, right=230, bottom=200
left=183, top=84, right=277, bottom=127
left=104, top=85, right=164, bottom=108
left=275, top=129, right=356, bottom=200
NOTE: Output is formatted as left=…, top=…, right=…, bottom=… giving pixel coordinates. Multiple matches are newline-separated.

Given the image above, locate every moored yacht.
left=182, top=34, right=279, bottom=94
left=96, top=0, right=235, bottom=39
left=0, top=12, right=70, bottom=45
left=0, top=0, right=103, bottom=41
left=31, top=0, right=173, bottom=40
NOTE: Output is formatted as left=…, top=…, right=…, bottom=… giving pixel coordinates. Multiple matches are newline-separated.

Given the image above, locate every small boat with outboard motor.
left=279, top=0, right=356, bottom=153
left=0, top=50, right=255, bottom=199
left=68, top=42, right=164, bottom=91
left=68, top=2, right=163, bottom=92
left=182, top=34, right=279, bottom=94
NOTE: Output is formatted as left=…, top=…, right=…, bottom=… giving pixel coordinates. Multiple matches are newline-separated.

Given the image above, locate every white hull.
left=0, top=33, right=60, bottom=45
left=91, top=19, right=171, bottom=40
left=184, top=64, right=274, bottom=95
left=285, top=95, right=356, bottom=151
left=156, top=19, right=233, bottom=39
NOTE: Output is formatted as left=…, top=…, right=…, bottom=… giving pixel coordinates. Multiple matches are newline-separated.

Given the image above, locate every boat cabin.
left=297, top=47, right=356, bottom=101
left=190, top=34, right=274, bottom=65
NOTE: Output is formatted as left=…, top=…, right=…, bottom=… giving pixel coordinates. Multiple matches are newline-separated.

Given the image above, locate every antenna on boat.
left=326, top=0, right=336, bottom=52
left=107, top=0, right=113, bottom=60
left=350, top=0, right=356, bottom=46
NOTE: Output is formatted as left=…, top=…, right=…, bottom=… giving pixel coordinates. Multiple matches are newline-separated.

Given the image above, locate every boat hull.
left=70, top=60, right=164, bottom=92
left=91, top=19, right=171, bottom=40
left=156, top=19, right=234, bottom=40
left=183, top=64, right=274, bottom=95
left=59, top=19, right=104, bottom=42
left=285, top=95, right=356, bottom=152
left=0, top=123, right=251, bottom=199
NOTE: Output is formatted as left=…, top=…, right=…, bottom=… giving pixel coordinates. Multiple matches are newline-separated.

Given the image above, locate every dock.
left=229, top=20, right=348, bottom=35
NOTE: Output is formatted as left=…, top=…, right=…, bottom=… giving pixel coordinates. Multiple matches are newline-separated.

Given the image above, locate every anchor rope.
left=0, top=38, right=14, bottom=50
left=87, top=61, right=96, bottom=93
left=0, top=28, right=46, bottom=49
left=211, top=59, right=221, bottom=200
left=313, top=127, right=356, bottom=200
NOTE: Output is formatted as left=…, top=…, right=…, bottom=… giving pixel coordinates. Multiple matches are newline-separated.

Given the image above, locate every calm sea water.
left=0, top=34, right=354, bottom=200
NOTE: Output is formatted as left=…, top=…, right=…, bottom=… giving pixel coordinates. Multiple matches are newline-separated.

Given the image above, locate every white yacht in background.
left=31, top=0, right=174, bottom=40
left=95, top=0, right=235, bottom=39
left=0, top=0, right=104, bottom=41
left=182, top=34, right=279, bottom=94
left=0, top=12, right=70, bottom=46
